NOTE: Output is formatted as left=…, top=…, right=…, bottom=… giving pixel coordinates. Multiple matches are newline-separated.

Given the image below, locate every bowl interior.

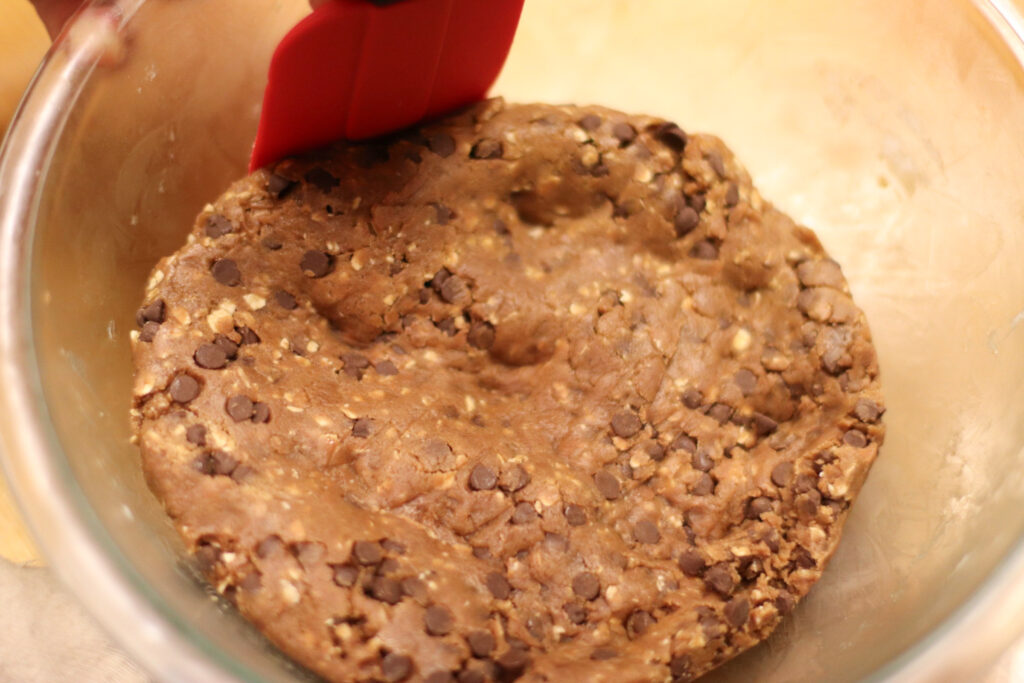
left=21, top=0, right=1024, bottom=680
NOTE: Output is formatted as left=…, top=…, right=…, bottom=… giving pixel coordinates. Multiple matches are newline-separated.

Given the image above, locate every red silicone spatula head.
left=249, top=0, right=525, bottom=172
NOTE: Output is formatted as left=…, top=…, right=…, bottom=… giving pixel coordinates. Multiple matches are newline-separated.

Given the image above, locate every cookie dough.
left=131, top=100, right=884, bottom=682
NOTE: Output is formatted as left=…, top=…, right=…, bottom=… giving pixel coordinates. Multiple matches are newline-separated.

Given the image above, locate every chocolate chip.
left=424, top=673, right=454, bottom=683
left=625, top=610, right=655, bottom=638
left=352, top=418, right=373, bottom=438
left=670, top=655, right=692, bottom=680
left=485, top=572, right=511, bottom=600
left=572, top=572, right=601, bottom=601
left=512, top=502, right=538, bottom=524
left=725, top=182, right=740, bottom=207
left=213, top=334, right=239, bottom=360
left=688, top=447, right=712, bottom=471
left=300, top=250, right=333, bottom=278
left=654, top=122, right=687, bottom=152
left=795, top=473, right=817, bottom=494
left=205, top=214, right=233, bottom=238
left=691, top=473, right=715, bottom=496
left=674, top=205, right=700, bottom=237
left=610, top=411, right=642, bottom=438
left=266, top=173, right=296, bottom=198
left=844, top=429, right=868, bottom=447
left=401, top=576, right=427, bottom=601
left=439, top=275, right=469, bottom=304
left=369, top=576, right=403, bottom=604
left=634, top=520, right=660, bottom=544
left=261, top=234, right=282, bottom=250
left=704, top=563, right=734, bottom=596
left=612, top=122, right=637, bottom=145
left=467, top=630, right=495, bottom=658
left=458, top=671, right=485, bottom=683
left=427, top=133, right=456, bottom=158
left=137, top=320, right=158, bottom=344
left=352, top=540, right=383, bottom=565
left=745, top=497, right=773, bottom=519
left=210, top=259, right=241, bottom=286
left=591, top=648, right=617, bottom=661
left=688, top=194, right=707, bottom=214
left=194, top=343, right=228, bottom=370
left=775, top=590, right=796, bottom=615
left=854, top=398, right=884, bottom=423
left=564, top=602, right=587, bottom=624
left=752, top=412, right=779, bottom=436
left=424, top=605, right=454, bottom=636
left=496, top=647, right=530, bottom=673
left=470, top=139, right=503, bottom=159
left=274, top=290, right=297, bottom=310
left=167, top=374, right=200, bottom=404
left=797, top=490, right=822, bottom=519
left=332, top=565, right=358, bottom=587
left=644, top=441, right=667, bottom=462
left=499, top=465, right=530, bottom=493
left=436, top=317, right=457, bottom=336
left=721, top=596, right=750, bottom=630
left=574, top=114, right=601, bottom=132
left=690, top=240, right=719, bottom=260
left=256, top=535, right=283, bottom=558
left=194, top=450, right=237, bottom=477
left=707, top=403, right=733, bottom=424
left=681, top=388, right=703, bottom=409
left=678, top=549, right=706, bottom=577
left=304, top=167, right=339, bottom=193
left=771, top=461, right=794, bottom=487
left=468, top=464, right=497, bottom=491
left=226, top=395, right=254, bottom=422
left=707, top=152, right=726, bottom=177
left=381, top=652, right=413, bottom=682
left=594, top=471, right=621, bottom=500
left=734, top=369, right=757, bottom=396
left=239, top=571, right=261, bottom=592
left=343, top=352, right=370, bottom=379
left=467, top=321, right=495, bottom=350
left=565, top=504, right=587, bottom=526
left=251, top=402, right=270, bottom=424
left=433, top=203, right=455, bottom=225
left=136, top=299, right=165, bottom=326
left=185, top=424, right=207, bottom=446
left=381, top=539, right=406, bottom=555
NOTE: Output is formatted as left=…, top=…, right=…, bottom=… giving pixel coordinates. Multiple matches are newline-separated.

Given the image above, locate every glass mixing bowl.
left=1, top=0, right=1023, bottom=680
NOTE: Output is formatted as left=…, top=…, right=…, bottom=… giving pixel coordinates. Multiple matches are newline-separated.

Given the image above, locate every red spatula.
left=249, top=0, right=526, bottom=172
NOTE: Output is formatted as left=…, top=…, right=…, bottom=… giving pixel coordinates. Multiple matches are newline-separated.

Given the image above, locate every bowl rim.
left=1, top=1, right=1024, bottom=681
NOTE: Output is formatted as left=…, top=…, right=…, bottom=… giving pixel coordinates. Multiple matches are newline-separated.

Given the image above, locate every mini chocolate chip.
left=594, top=471, right=621, bottom=500
left=690, top=240, right=719, bottom=260
left=692, top=473, right=715, bottom=496
left=468, top=464, right=497, bottom=491
left=626, top=610, right=655, bottom=638
left=745, top=497, right=773, bottom=519
left=138, top=321, right=160, bottom=342
left=439, top=275, right=469, bottom=304
left=266, top=173, right=296, bottom=198
left=670, top=654, right=692, bottom=680
left=380, top=539, right=405, bottom=555
left=226, top=395, right=254, bottom=422
left=427, top=133, right=456, bottom=157
left=688, top=193, right=707, bottom=214
left=467, top=630, right=495, bottom=658
left=752, top=412, right=779, bottom=436
left=168, top=374, right=200, bottom=403
left=512, top=502, right=538, bottom=524
left=352, top=540, right=383, bottom=565
left=261, top=234, right=283, bottom=250
left=797, top=491, right=822, bottom=519
left=771, top=461, right=794, bottom=487
left=352, top=418, right=373, bottom=438
left=634, top=520, right=660, bottom=544
left=691, top=448, right=713, bottom=472
left=239, top=571, right=261, bottom=592
left=300, top=250, right=333, bottom=278
left=424, top=673, right=454, bottom=683
left=213, top=334, right=239, bottom=359
left=776, top=590, right=796, bottom=615
left=433, top=203, right=455, bottom=225
left=572, top=572, right=601, bottom=601
left=470, top=139, right=503, bottom=159
left=565, top=504, right=587, bottom=526
left=578, top=114, right=602, bottom=131
left=613, top=122, right=637, bottom=145
left=844, top=429, right=868, bottom=448
left=854, top=398, right=884, bottom=423
left=458, top=672, right=485, bottom=683
left=251, top=402, right=270, bottom=424
left=671, top=434, right=697, bottom=455
left=610, top=411, right=642, bottom=438
left=725, top=182, right=740, bottom=207
left=193, top=450, right=236, bottom=477
left=436, top=317, right=457, bottom=336
left=496, top=647, right=530, bottom=672
left=707, top=152, right=726, bottom=177
left=678, top=549, right=706, bottom=577
left=724, top=596, right=751, bottom=629
left=332, top=565, right=359, bottom=587
left=707, top=403, right=733, bottom=424
left=185, top=424, right=207, bottom=446
left=369, top=576, right=403, bottom=604
left=343, top=352, right=370, bottom=379
left=401, top=576, right=427, bottom=601
left=591, top=648, right=617, bottom=661
left=194, top=343, right=229, bottom=369
left=467, top=321, right=495, bottom=350
left=256, top=536, right=284, bottom=559
left=424, top=605, right=454, bottom=636
left=304, top=167, right=339, bottom=193
left=681, top=388, right=703, bottom=409
left=136, top=299, right=165, bottom=326
left=231, top=326, right=259, bottom=346
left=499, top=465, right=530, bottom=493
left=563, top=602, right=587, bottom=624
left=274, top=290, right=298, bottom=310
left=704, top=563, right=734, bottom=596
left=674, top=206, right=700, bottom=237
left=486, top=572, right=511, bottom=600
left=205, top=214, right=233, bottom=238
left=795, top=473, right=817, bottom=494
left=381, top=652, right=413, bottom=682
left=734, top=369, right=757, bottom=396
left=210, top=259, right=241, bottom=286
left=654, top=122, right=688, bottom=152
